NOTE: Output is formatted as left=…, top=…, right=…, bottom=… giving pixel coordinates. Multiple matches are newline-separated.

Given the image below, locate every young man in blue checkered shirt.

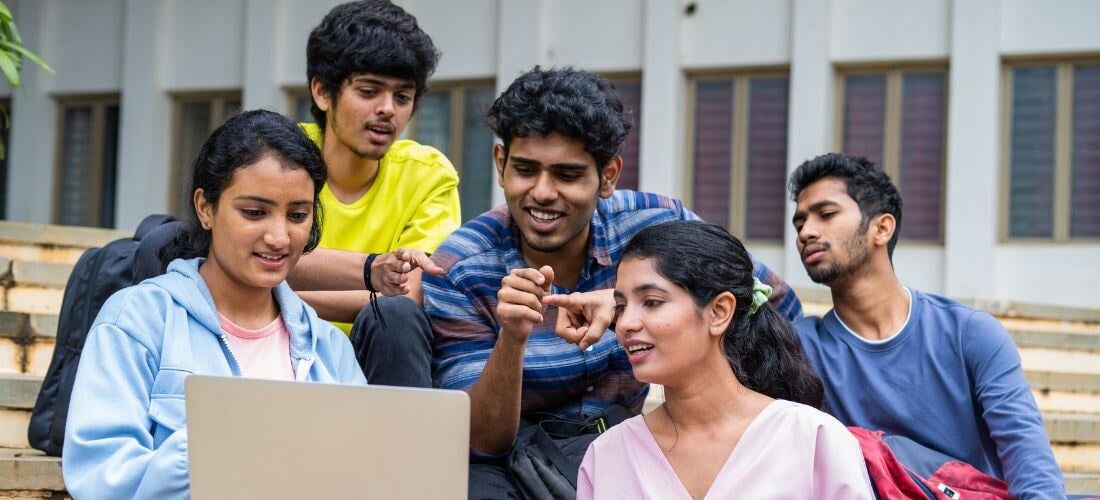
left=420, top=66, right=803, bottom=496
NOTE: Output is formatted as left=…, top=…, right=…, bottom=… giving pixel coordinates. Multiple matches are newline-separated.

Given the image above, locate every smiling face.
left=312, top=72, right=415, bottom=161
left=613, top=257, right=728, bottom=385
left=495, top=132, right=621, bottom=259
left=792, top=177, right=874, bottom=285
left=196, top=155, right=315, bottom=292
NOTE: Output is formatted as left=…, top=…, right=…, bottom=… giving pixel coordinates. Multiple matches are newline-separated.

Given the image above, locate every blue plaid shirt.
left=425, top=190, right=802, bottom=422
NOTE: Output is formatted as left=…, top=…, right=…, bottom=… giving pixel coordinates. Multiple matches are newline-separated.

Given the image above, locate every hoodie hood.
left=148, top=257, right=320, bottom=365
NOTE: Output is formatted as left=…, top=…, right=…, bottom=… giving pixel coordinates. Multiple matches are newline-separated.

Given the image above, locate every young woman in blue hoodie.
left=62, top=110, right=367, bottom=499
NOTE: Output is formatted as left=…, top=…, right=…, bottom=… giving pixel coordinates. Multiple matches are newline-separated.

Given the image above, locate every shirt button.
left=586, top=386, right=594, bottom=392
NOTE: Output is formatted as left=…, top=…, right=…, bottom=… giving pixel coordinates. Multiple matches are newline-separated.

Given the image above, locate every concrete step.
left=0, top=311, right=57, bottom=376
left=1028, top=370, right=1100, bottom=394
left=0, top=448, right=64, bottom=496
left=1019, top=347, right=1100, bottom=376
left=0, top=221, right=126, bottom=266
left=10, top=261, right=74, bottom=289
left=0, top=373, right=39, bottom=450
left=5, top=287, right=64, bottom=316
left=1066, top=472, right=1100, bottom=496
left=1046, top=413, right=1100, bottom=445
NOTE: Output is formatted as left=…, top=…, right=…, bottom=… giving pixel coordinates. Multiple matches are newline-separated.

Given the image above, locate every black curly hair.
left=788, top=153, right=904, bottom=258
left=486, top=66, right=631, bottom=171
left=159, top=110, right=328, bottom=263
left=621, top=221, right=825, bottom=409
left=306, top=0, right=440, bottom=125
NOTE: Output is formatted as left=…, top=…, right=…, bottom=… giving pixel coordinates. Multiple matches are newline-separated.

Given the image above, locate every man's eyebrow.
left=792, top=199, right=841, bottom=224
left=808, top=200, right=840, bottom=212
left=508, top=156, right=540, bottom=166
left=548, top=163, right=590, bottom=173
left=351, top=76, right=416, bottom=90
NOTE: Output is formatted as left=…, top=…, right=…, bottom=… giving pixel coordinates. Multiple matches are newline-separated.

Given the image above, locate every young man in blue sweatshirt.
left=788, top=153, right=1063, bottom=498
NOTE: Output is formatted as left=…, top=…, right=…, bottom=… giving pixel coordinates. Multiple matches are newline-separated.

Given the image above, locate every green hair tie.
left=749, top=277, right=772, bottom=315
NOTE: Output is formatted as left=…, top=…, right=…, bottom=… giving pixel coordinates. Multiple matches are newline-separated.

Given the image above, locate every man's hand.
left=370, top=248, right=446, bottom=296
left=496, top=266, right=554, bottom=342
left=542, top=289, right=616, bottom=350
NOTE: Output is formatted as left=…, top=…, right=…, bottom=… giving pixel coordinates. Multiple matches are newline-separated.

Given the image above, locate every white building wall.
left=162, top=0, right=245, bottom=91
left=46, top=0, right=124, bottom=94
left=829, top=0, right=949, bottom=62
left=3, top=0, right=1099, bottom=310
left=680, top=0, right=791, bottom=69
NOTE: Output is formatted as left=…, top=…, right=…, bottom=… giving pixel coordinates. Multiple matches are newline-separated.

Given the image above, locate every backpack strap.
left=532, top=426, right=581, bottom=489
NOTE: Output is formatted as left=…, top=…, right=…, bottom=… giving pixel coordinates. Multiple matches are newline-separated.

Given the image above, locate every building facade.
left=1, top=0, right=1098, bottom=309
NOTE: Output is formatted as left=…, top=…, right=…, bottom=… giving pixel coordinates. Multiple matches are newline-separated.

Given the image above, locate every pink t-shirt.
left=577, top=399, right=874, bottom=500
left=218, top=313, right=296, bottom=381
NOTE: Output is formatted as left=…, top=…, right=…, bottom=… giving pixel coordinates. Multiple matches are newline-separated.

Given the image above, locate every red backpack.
left=849, top=427, right=1011, bottom=499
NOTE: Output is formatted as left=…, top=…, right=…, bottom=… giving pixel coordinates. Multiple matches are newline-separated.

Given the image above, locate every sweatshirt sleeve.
left=62, top=322, right=191, bottom=499
left=962, top=311, right=1064, bottom=499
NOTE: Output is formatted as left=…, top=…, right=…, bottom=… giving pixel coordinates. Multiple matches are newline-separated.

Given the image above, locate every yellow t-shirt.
left=300, top=123, right=461, bottom=254
left=300, top=123, right=462, bottom=332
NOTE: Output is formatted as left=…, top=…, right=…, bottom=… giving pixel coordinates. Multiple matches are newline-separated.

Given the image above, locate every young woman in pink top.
left=577, top=221, right=873, bottom=499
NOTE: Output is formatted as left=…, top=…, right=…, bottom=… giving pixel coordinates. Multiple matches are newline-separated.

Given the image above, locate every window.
left=54, top=95, right=120, bottom=228
left=406, top=82, right=497, bottom=221
left=687, top=72, right=790, bottom=242
left=838, top=67, right=947, bottom=243
left=171, top=92, right=242, bottom=217
left=610, top=77, right=642, bottom=191
left=1003, top=59, right=1100, bottom=241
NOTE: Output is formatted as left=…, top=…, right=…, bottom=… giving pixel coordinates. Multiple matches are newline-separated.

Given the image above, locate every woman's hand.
left=542, top=288, right=616, bottom=350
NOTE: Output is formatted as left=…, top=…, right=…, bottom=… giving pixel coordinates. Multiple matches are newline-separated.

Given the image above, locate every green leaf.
left=7, top=19, right=20, bottom=43
left=0, top=50, right=20, bottom=87
left=0, top=40, right=52, bottom=72
left=0, top=2, right=12, bottom=24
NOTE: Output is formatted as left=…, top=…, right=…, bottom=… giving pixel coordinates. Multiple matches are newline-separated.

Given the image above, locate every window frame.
left=833, top=62, right=949, bottom=245
left=598, top=72, right=643, bottom=191
left=169, top=90, right=243, bottom=218
left=408, top=79, right=496, bottom=172
left=53, top=93, right=120, bottom=227
left=0, top=97, right=10, bottom=220
left=684, top=67, right=790, bottom=245
left=1000, top=55, right=1100, bottom=244
left=285, top=86, right=313, bottom=125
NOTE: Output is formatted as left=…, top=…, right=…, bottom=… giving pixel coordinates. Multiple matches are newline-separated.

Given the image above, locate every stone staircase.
left=0, top=221, right=124, bottom=498
left=0, top=220, right=1098, bottom=496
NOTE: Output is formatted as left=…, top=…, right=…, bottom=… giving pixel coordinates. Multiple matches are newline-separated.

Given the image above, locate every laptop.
left=186, top=375, right=470, bottom=499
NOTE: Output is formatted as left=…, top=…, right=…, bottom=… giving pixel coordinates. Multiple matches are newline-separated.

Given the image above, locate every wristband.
left=363, top=254, right=380, bottom=292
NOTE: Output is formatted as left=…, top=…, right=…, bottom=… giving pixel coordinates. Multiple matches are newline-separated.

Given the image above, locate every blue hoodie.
left=62, top=258, right=367, bottom=499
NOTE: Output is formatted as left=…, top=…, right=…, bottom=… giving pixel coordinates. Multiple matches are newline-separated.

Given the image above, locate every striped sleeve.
left=424, top=271, right=497, bottom=391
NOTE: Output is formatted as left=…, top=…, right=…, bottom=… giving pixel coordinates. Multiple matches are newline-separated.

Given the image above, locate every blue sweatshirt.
left=62, top=258, right=367, bottom=499
left=795, top=289, right=1064, bottom=499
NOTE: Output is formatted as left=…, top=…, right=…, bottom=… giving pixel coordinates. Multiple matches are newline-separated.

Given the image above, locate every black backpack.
left=28, top=214, right=182, bottom=456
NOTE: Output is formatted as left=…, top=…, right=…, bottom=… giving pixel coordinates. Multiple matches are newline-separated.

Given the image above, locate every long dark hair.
left=620, top=221, right=824, bottom=409
left=159, top=110, right=327, bottom=264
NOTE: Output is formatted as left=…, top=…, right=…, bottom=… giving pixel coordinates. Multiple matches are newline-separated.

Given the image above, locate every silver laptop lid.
left=186, top=375, right=469, bottom=499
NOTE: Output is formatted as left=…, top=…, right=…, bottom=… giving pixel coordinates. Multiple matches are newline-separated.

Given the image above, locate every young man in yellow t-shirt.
left=287, top=1, right=461, bottom=388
